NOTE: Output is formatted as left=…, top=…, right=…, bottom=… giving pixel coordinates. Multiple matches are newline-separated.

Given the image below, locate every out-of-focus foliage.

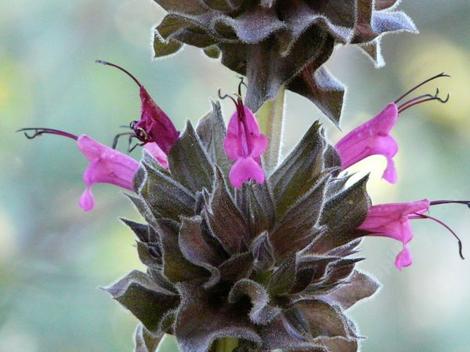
left=0, top=1, right=469, bottom=351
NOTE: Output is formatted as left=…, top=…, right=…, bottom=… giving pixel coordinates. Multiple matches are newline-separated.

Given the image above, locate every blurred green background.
left=1, top=1, right=469, bottom=351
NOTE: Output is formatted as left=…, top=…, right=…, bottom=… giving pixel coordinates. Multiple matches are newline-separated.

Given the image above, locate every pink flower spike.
left=77, top=135, right=139, bottom=211
left=144, top=142, right=169, bottom=169
left=335, top=103, right=399, bottom=183
left=358, top=199, right=430, bottom=270
left=223, top=97, right=268, bottom=189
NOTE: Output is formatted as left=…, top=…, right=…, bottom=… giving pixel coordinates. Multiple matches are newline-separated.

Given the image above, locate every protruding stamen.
left=96, top=60, right=143, bottom=89
left=218, top=89, right=238, bottom=105
left=395, top=72, right=450, bottom=104
left=397, top=92, right=435, bottom=109
left=129, top=142, right=144, bottom=153
left=17, top=128, right=78, bottom=141
left=413, top=212, right=465, bottom=260
left=237, top=76, right=247, bottom=97
left=430, top=200, right=470, bottom=208
left=398, top=88, right=450, bottom=113
left=112, top=131, right=135, bottom=149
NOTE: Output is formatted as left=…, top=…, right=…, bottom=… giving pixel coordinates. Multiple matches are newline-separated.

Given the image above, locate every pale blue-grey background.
left=1, top=1, right=469, bottom=351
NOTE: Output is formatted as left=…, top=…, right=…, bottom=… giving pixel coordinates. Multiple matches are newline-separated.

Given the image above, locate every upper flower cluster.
left=152, top=0, right=417, bottom=124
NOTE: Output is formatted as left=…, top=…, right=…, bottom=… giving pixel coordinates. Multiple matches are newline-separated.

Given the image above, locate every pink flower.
left=18, top=127, right=169, bottom=212
left=134, top=86, right=180, bottom=154
left=223, top=98, right=268, bottom=189
left=335, top=103, right=399, bottom=183
left=144, top=142, right=169, bottom=169
left=358, top=199, right=430, bottom=270
left=335, top=73, right=451, bottom=184
left=77, top=135, right=140, bottom=211
left=97, top=60, right=179, bottom=154
left=79, top=138, right=169, bottom=211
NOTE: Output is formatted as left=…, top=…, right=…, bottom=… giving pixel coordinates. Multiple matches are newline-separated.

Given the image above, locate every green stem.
left=214, top=337, right=239, bottom=352
left=256, top=86, right=286, bottom=174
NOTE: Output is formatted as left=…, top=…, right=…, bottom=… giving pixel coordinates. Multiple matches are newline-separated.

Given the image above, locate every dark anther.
left=128, top=141, right=145, bottom=153
left=398, top=87, right=450, bottom=113
left=112, top=131, right=134, bottom=149
left=414, top=212, right=465, bottom=260
left=218, top=89, right=238, bottom=105
left=433, top=88, right=450, bottom=104
left=96, top=60, right=143, bottom=89
left=237, top=76, right=247, bottom=97
left=16, top=127, right=78, bottom=141
left=395, top=72, right=450, bottom=104
left=430, top=200, right=470, bottom=208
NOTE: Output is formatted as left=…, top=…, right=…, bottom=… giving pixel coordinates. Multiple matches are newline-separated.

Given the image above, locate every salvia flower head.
left=102, top=104, right=381, bottom=352
left=360, top=199, right=467, bottom=270
left=17, top=127, right=167, bottom=211
left=96, top=60, right=180, bottom=154
left=18, top=67, right=468, bottom=352
left=336, top=73, right=450, bottom=183
left=221, top=83, right=268, bottom=189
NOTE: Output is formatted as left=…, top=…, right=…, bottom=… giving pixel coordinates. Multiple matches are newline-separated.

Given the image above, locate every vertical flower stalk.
left=256, top=86, right=286, bottom=173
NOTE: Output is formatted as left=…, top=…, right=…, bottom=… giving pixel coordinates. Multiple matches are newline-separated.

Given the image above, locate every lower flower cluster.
left=19, top=65, right=467, bottom=352
left=111, top=103, right=379, bottom=352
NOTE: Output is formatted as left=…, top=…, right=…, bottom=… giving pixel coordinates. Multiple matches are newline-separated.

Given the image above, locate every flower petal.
left=359, top=200, right=430, bottom=269
left=144, top=142, right=169, bottom=169
left=335, top=103, right=399, bottom=183
left=250, top=134, right=269, bottom=158
left=76, top=134, right=104, bottom=161
left=223, top=134, right=240, bottom=161
left=383, top=154, right=397, bottom=183
left=76, top=135, right=140, bottom=211
left=229, top=157, right=265, bottom=189
left=137, top=87, right=179, bottom=154
left=79, top=187, right=95, bottom=212
left=395, top=246, right=413, bottom=270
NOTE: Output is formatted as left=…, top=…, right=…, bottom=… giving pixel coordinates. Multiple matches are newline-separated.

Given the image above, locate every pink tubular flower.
left=359, top=198, right=467, bottom=270
left=18, top=127, right=169, bottom=212
left=134, top=86, right=180, bottom=154
left=78, top=135, right=140, bottom=211
left=96, top=60, right=179, bottom=154
left=335, top=103, right=399, bottom=183
left=358, top=199, right=430, bottom=270
left=223, top=96, right=268, bottom=189
left=336, top=73, right=451, bottom=184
